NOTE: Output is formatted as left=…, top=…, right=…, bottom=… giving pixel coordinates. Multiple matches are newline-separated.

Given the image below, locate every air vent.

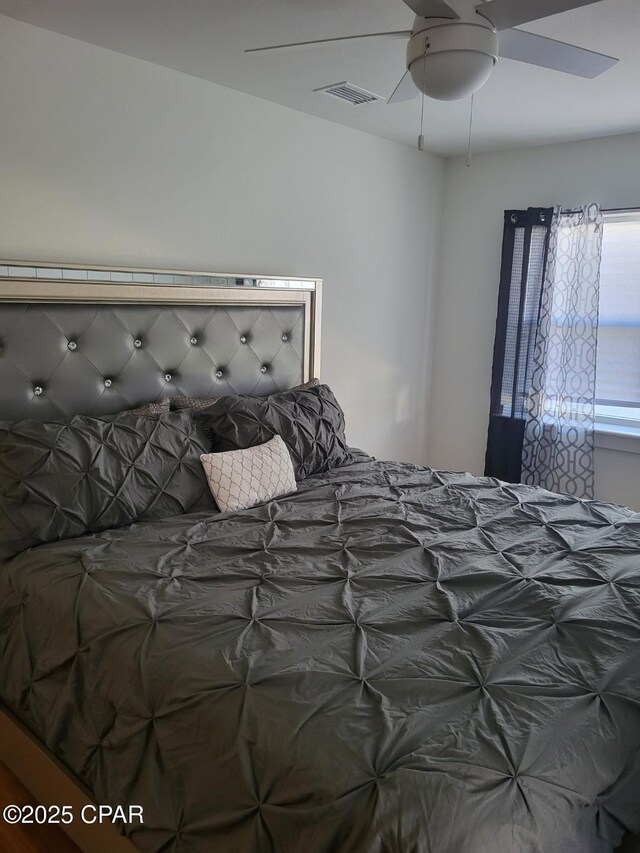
left=315, top=82, right=382, bottom=105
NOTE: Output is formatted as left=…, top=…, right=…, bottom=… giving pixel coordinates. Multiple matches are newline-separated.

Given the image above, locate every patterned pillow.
left=200, top=435, right=297, bottom=513
left=0, top=410, right=214, bottom=560
left=126, top=398, right=171, bottom=416
left=195, top=383, right=353, bottom=481
left=171, top=395, right=222, bottom=412
left=170, top=379, right=320, bottom=412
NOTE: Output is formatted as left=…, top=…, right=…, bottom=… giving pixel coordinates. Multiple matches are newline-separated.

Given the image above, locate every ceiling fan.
left=245, top=0, right=618, bottom=103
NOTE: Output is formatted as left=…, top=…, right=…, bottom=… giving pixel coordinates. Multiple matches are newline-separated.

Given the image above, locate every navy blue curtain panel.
left=485, top=207, right=553, bottom=482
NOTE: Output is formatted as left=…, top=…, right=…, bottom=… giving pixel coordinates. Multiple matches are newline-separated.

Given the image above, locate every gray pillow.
left=195, top=383, right=353, bottom=481
left=0, top=410, right=214, bottom=560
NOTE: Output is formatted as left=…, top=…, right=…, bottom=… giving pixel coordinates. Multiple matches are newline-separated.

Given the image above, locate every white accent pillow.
left=200, top=435, right=297, bottom=513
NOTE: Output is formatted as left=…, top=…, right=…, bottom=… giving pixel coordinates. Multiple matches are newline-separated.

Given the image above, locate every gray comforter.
left=1, top=457, right=639, bottom=852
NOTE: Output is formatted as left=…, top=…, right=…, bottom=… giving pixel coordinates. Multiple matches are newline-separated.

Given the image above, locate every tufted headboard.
left=0, top=262, right=322, bottom=421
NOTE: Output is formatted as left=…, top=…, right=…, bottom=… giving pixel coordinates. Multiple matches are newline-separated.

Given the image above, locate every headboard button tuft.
left=0, top=298, right=312, bottom=421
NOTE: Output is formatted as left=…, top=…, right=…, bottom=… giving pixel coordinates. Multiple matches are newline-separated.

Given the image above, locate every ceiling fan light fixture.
left=407, top=21, right=498, bottom=101
left=409, top=51, right=496, bottom=100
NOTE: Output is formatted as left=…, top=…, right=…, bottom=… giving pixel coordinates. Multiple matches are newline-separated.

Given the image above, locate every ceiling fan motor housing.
left=407, top=18, right=498, bottom=100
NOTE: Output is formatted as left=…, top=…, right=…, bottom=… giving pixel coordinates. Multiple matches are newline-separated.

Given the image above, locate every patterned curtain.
left=521, top=204, right=603, bottom=498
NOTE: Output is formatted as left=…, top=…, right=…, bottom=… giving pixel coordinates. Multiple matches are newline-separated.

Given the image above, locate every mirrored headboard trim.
left=0, top=259, right=319, bottom=290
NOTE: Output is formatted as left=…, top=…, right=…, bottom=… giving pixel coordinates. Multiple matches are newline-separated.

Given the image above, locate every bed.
left=0, top=262, right=639, bottom=853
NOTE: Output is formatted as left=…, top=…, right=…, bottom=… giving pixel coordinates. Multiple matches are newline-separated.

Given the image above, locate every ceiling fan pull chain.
left=465, top=94, right=475, bottom=167
left=418, top=46, right=427, bottom=151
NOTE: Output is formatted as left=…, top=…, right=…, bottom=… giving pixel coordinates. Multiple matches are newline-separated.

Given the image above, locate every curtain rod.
left=560, top=206, right=640, bottom=215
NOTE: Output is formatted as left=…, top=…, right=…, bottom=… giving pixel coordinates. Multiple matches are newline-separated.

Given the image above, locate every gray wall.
left=0, top=14, right=444, bottom=464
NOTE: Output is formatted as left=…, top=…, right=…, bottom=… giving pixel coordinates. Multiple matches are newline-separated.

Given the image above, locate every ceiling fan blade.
left=476, top=0, right=605, bottom=31
left=499, top=28, right=618, bottom=78
left=245, top=30, right=411, bottom=54
left=402, top=0, right=458, bottom=18
left=388, top=70, right=419, bottom=103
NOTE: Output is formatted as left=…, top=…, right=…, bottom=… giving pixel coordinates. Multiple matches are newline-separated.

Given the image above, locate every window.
left=596, top=211, right=640, bottom=432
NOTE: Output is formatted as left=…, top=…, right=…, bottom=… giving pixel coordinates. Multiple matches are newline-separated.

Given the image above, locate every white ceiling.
left=1, top=0, right=639, bottom=156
